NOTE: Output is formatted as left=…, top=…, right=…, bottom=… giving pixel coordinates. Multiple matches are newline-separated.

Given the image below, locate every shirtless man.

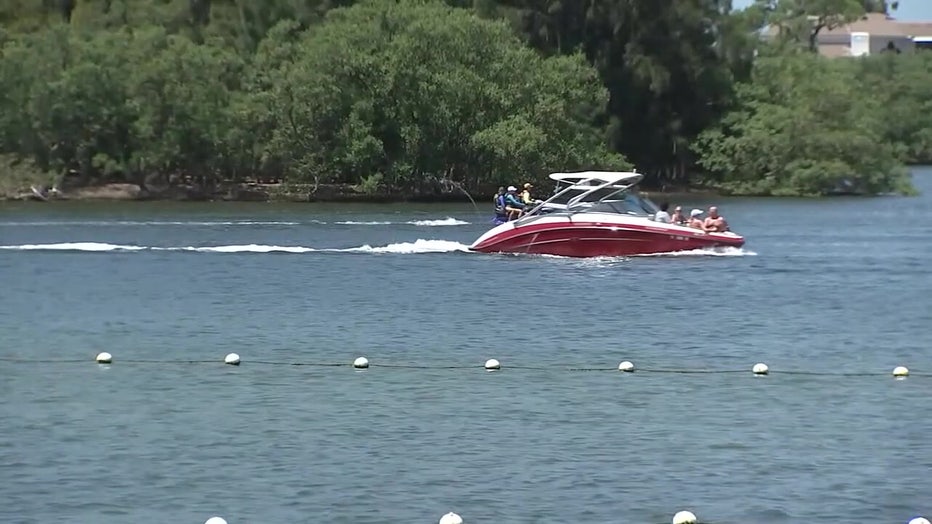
left=687, top=209, right=704, bottom=229
left=702, top=206, right=729, bottom=232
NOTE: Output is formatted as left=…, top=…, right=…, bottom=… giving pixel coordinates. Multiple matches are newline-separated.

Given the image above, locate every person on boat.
left=504, top=185, right=526, bottom=220
left=520, top=183, right=534, bottom=204
left=702, top=206, right=729, bottom=232
left=493, top=187, right=507, bottom=221
left=521, top=182, right=543, bottom=207
left=687, top=208, right=705, bottom=229
left=521, top=182, right=545, bottom=207
left=670, top=206, right=686, bottom=225
left=654, top=202, right=671, bottom=223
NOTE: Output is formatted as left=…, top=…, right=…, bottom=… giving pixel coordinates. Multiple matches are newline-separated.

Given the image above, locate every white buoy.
left=752, top=362, right=769, bottom=375
left=439, top=512, right=463, bottom=524
left=95, top=352, right=112, bottom=364
left=224, top=353, right=240, bottom=365
left=204, top=517, right=228, bottom=524
left=618, top=361, right=635, bottom=372
left=893, top=366, right=909, bottom=378
left=484, top=358, right=501, bottom=371
left=353, top=356, right=369, bottom=369
left=908, top=517, right=931, bottom=524
left=672, top=510, right=698, bottom=524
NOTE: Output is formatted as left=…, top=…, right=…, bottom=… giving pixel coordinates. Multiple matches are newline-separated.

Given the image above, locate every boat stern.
left=710, top=231, right=745, bottom=248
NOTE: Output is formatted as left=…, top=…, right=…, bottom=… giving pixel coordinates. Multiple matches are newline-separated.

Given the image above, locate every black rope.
left=245, top=360, right=346, bottom=367
left=639, top=368, right=747, bottom=374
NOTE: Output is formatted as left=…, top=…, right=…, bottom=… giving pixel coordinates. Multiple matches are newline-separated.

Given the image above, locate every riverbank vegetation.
left=0, top=0, right=926, bottom=199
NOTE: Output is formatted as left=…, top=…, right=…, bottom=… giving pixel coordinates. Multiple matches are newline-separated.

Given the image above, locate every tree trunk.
left=58, top=0, right=75, bottom=22
left=189, top=0, right=211, bottom=27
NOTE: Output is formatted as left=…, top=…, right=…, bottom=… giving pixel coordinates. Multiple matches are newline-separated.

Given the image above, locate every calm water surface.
left=1, top=170, right=931, bottom=524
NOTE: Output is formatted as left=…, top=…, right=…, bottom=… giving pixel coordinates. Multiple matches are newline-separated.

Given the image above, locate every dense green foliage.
left=694, top=50, right=911, bottom=196
left=250, top=3, right=623, bottom=191
left=853, top=50, right=932, bottom=164
left=0, top=0, right=926, bottom=197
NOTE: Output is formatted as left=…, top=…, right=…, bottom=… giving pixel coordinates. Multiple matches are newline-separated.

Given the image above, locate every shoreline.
left=0, top=181, right=723, bottom=204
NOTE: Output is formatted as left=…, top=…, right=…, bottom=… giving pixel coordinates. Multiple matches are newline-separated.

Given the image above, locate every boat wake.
left=0, top=220, right=303, bottom=227
left=0, top=217, right=470, bottom=227
left=496, top=246, right=756, bottom=260
left=334, top=218, right=469, bottom=226
left=0, top=239, right=473, bottom=255
left=0, top=242, right=754, bottom=257
left=632, top=246, right=757, bottom=257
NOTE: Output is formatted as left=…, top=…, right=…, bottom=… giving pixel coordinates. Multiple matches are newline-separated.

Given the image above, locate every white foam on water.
left=0, top=241, right=750, bottom=257
left=334, top=217, right=469, bottom=226
left=1, top=218, right=469, bottom=227
left=491, top=246, right=756, bottom=260
left=0, top=242, right=146, bottom=251
left=171, top=244, right=317, bottom=253
left=343, top=239, right=472, bottom=254
left=632, top=246, right=757, bottom=257
left=0, top=220, right=301, bottom=226
left=407, top=218, right=470, bottom=226
left=0, top=239, right=471, bottom=254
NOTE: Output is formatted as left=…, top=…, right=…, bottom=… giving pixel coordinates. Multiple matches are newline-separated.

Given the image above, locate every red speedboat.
left=469, top=171, right=745, bottom=257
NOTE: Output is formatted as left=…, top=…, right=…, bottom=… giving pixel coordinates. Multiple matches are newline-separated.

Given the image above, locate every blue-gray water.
left=1, top=169, right=931, bottom=524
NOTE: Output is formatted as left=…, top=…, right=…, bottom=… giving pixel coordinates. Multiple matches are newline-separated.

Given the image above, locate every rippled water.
left=1, top=170, right=931, bottom=524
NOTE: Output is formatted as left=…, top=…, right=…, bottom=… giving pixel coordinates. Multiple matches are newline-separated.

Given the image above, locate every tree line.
left=0, top=0, right=926, bottom=197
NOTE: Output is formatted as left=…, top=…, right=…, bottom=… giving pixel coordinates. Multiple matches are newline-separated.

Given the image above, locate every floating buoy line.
left=2, top=353, right=925, bottom=524
left=0, top=353, right=923, bottom=379
left=196, top=510, right=930, bottom=524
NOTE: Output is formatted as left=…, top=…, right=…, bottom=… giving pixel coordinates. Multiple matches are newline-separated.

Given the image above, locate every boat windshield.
left=525, top=172, right=659, bottom=219
left=546, top=179, right=603, bottom=204
left=584, top=190, right=661, bottom=216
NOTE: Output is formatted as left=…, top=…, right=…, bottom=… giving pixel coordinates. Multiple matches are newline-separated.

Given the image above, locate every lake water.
left=1, top=169, right=931, bottom=524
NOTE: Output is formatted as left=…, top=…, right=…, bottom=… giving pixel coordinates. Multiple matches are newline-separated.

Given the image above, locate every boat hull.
left=469, top=217, right=745, bottom=258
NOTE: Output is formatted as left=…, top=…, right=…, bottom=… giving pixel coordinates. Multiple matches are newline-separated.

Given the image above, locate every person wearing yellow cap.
left=520, top=182, right=534, bottom=204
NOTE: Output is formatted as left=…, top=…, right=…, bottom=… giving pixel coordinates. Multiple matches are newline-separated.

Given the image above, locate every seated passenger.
left=521, top=183, right=534, bottom=204
left=654, top=202, right=671, bottom=223
left=521, top=182, right=544, bottom=206
left=687, top=208, right=704, bottom=229
left=670, top=206, right=685, bottom=225
left=702, top=206, right=729, bottom=232
left=504, top=185, right=526, bottom=220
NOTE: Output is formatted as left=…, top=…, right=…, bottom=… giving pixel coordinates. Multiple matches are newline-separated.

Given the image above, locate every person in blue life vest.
left=503, top=185, right=526, bottom=220
left=493, top=187, right=507, bottom=221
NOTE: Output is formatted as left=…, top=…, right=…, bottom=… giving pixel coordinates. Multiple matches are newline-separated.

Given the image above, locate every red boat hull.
left=470, top=221, right=745, bottom=258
